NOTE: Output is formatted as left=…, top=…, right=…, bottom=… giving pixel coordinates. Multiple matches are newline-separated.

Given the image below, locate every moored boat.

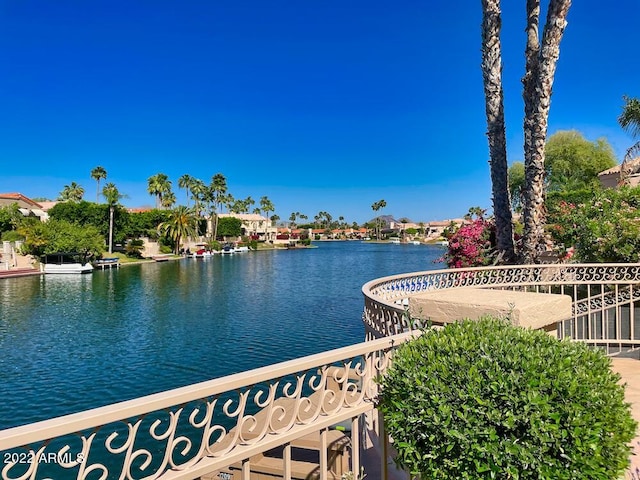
left=41, top=253, right=93, bottom=274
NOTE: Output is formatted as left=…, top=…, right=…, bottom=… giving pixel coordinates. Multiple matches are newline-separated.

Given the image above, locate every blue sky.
left=1, top=1, right=638, bottom=224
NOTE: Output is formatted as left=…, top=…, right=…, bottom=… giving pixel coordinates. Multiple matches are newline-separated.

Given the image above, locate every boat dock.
left=94, top=257, right=121, bottom=270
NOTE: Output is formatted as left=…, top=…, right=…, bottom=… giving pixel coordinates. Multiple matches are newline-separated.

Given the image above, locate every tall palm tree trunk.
left=481, top=0, right=515, bottom=262
left=520, top=0, right=571, bottom=263
left=108, top=206, right=114, bottom=254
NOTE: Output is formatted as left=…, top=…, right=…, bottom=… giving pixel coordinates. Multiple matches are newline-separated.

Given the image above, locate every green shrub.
left=125, top=238, right=144, bottom=258
left=207, top=239, right=221, bottom=252
left=378, top=318, right=637, bottom=479
left=1, top=230, right=24, bottom=242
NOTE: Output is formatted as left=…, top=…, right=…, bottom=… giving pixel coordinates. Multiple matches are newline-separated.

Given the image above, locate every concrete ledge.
left=408, top=287, right=572, bottom=332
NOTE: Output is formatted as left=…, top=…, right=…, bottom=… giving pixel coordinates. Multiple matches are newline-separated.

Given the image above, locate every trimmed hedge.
left=378, top=318, right=637, bottom=479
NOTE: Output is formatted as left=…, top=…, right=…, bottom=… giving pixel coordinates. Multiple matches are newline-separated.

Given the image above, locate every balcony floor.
left=611, top=357, right=640, bottom=479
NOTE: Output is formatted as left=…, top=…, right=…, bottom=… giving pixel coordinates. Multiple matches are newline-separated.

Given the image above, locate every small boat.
left=193, top=249, right=215, bottom=259
left=93, top=257, right=120, bottom=270
left=390, top=238, right=401, bottom=244
left=221, top=244, right=234, bottom=255
left=233, top=246, right=250, bottom=253
left=152, top=254, right=172, bottom=262
left=410, top=240, right=421, bottom=245
left=41, top=253, right=93, bottom=274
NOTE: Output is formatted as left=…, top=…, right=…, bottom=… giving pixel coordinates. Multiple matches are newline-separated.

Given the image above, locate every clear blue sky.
left=1, top=1, right=638, bottom=224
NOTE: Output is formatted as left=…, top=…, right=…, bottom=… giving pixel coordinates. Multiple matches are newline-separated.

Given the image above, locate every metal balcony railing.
left=362, top=263, right=640, bottom=353
left=3, top=263, right=639, bottom=480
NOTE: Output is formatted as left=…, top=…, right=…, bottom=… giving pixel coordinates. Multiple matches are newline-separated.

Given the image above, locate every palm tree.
left=210, top=173, right=228, bottom=239
left=58, top=182, right=85, bottom=202
left=371, top=199, right=386, bottom=240
left=260, top=196, right=275, bottom=225
left=190, top=178, right=206, bottom=217
left=161, top=191, right=176, bottom=209
left=479, top=0, right=572, bottom=263
left=147, top=173, right=172, bottom=209
left=91, top=166, right=107, bottom=203
left=245, top=196, right=255, bottom=213
left=158, top=206, right=198, bottom=254
left=480, top=0, right=514, bottom=262
left=178, top=174, right=193, bottom=207
left=102, top=182, right=123, bottom=254
left=520, top=0, right=572, bottom=263
left=618, top=96, right=640, bottom=185
left=270, top=214, right=280, bottom=227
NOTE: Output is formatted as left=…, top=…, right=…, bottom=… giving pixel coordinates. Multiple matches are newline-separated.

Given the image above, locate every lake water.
left=0, top=242, right=444, bottom=429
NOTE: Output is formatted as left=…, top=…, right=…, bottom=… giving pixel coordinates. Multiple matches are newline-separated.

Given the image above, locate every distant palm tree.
left=210, top=173, right=228, bottom=239
left=102, top=182, right=123, bottom=254
left=245, top=196, right=255, bottom=213
left=178, top=174, right=193, bottom=207
left=371, top=199, right=386, bottom=240
left=147, top=173, right=172, bottom=209
left=190, top=178, right=206, bottom=217
left=260, top=196, right=275, bottom=226
left=59, top=182, right=85, bottom=202
left=161, top=191, right=176, bottom=209
left=91, top=166, right=107, bottom=203
left=618, top=96, right=640, bottom=185
left=158, top=206, right=198, bottom=254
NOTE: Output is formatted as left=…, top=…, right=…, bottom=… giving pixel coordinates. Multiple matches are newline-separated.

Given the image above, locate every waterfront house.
left=215, top=213, right=277, bottom=242
left=0, top=193, right=48, bottom=221
left=598, top=157, right=640, bottom=188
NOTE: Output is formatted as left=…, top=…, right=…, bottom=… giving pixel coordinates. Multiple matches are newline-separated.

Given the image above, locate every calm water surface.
left=0, top=242, right=444, bottom=429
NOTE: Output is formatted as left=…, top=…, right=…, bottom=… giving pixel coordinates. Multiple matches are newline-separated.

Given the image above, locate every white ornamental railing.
left=0, top=332, right=414, bottom=480
left=362, top=263, right=640, bottom=353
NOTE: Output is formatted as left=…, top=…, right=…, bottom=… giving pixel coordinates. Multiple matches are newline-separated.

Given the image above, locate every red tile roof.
left=0, top=193, right=42, bottom=208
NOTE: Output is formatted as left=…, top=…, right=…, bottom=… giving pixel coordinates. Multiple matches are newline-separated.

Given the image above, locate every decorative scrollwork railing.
left=0, top=332, right=414, bottom=480
left=362, top=264, right=640, bottom=352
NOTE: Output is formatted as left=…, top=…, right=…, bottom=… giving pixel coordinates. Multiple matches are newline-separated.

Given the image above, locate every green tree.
left=102, top=182, right=123, bottom=254
left=157, top=206, right=198, bottom=254
left=0, top=203, right=24, bottom=234
left=90, top=166, right=107, bottom=203
left=270, top=214, right=280, bottom=227
left=544, top=130, right=616, bottom=191
left=58, top=182, right=85, bottom=202
left=125, top=209, right=170, bottom=238
left=20, top=219, right=104, bottom=261
left=48, top=200, right=130, bottom=247
left=217, top=217, right=243, bottom=238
